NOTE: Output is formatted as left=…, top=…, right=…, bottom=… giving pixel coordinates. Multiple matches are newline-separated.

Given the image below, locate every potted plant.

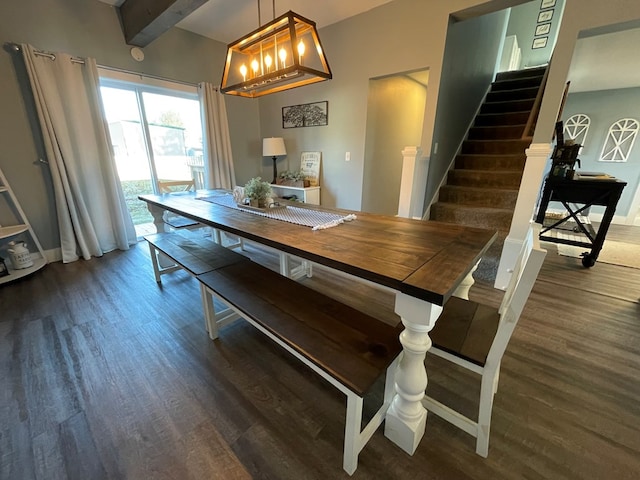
left=243, top=177, right=272, bottom=208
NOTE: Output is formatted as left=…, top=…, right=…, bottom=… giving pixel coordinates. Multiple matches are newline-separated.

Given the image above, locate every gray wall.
left=0, top=0, right=259, bottom=251
left=561, top=88, right=640, bottom=216
left=506, top=0, right=565, bottom=68
left=535, top=0, right=640, bottom=145
left=256, top=0, right=526, bottom=211
left=427, top=9, right=510, bottom=211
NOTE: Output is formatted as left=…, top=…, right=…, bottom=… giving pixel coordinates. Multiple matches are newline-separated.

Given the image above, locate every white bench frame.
left=200, top=284, right=400, bottom=476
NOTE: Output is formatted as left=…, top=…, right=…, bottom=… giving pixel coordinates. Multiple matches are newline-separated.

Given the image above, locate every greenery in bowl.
left=244, top=177, right=272, bottom=207
left=278, top=170, right=305, bottom=181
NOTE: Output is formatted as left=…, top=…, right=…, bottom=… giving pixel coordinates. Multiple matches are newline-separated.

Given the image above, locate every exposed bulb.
left=240, top=64, right=247, bottom=81
left=297, top=41, right=305, bottom=57
left=264, top=53, right=272, bottom=71
left=251, top=59, right=259, bottom=74
left=279, top=48, right=287, bottom=66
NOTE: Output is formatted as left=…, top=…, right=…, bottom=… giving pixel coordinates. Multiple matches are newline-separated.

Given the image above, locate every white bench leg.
left=148, top=242, right=162, bottom=283
left=200, top=286, right=242, bottom=340
left=200, top=283, right=217, bottom=339
left=343, top=393, right=364, bottom=476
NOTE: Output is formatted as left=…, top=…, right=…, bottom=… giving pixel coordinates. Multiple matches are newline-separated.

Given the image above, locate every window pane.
left=100, top=86, right=154, bottom=226
left=141, top=92, right=204, bottom=187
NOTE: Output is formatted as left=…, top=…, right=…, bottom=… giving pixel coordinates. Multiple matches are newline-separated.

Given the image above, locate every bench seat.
left=197, top=261, right=403, bottom=474
left=144, top=232, right=246, bottom=282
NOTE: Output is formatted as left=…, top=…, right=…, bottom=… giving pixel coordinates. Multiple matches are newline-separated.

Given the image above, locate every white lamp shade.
left=263, top=137, right=286, bottom=157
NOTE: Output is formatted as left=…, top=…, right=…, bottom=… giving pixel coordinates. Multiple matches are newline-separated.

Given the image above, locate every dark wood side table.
left=535, top=175, right=627, bottom=267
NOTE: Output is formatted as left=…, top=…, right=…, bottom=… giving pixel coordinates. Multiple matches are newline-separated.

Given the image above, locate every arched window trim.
left=599, top=118, right=639, bottom=162
left=564, top=114, right=590, bottom=153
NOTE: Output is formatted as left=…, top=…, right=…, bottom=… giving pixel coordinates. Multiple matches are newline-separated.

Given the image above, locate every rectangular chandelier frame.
left=221, top=10, right=332, bottom=98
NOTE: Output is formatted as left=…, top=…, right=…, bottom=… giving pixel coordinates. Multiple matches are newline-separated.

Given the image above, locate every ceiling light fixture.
left=220, top=1, right=332, bottom=98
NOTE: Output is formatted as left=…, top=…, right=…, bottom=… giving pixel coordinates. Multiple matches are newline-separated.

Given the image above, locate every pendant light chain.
left=257, top=0, right=276, bottom=27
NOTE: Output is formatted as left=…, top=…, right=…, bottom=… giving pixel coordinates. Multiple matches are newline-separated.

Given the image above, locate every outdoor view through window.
left=100, top=84, right=203, bottom=237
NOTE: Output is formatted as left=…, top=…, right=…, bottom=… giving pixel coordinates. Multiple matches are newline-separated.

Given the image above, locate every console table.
left=534, top=175, right=627, bottom=267
left=270, top=185, right=320, bottom=205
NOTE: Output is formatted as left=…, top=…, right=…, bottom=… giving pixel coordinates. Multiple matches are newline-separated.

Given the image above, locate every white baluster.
left=385, top=293, right=442, bottom=454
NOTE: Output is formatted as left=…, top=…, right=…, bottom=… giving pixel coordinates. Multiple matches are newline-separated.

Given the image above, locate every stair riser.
left=491, top=76, right=545, bottom=91
left=462, top=140, right=529, bottom=155
left=481, top=99, right=535, bottom=114
left=468, top=125, right=526, bottom=140
left=475, top=112, right=531, bottom=126
left=448, top=171, right=523, bottom=189
left=439, top=187, right=518, bottom=209
left=487, top=87, right=539, bottom=103
left=430, top=204, right=512, bottom=231
left=455, top=155, right=526, bottom=171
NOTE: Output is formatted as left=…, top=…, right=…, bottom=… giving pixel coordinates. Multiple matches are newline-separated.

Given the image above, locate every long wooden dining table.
left=139, top=190, right=497, bottom=456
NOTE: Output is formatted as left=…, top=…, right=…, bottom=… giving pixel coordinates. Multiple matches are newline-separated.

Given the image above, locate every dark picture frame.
left=535, top=22, right=551, bottom=36
left=538, top=9, right=554, bottom=22
left=532, top=37, right=548, bottom=49
left=282, top=101, right=329, bottom=128
left=540, top=0, right=556, bottom=8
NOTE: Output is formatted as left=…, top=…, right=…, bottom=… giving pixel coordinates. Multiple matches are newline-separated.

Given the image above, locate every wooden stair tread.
left=144, top=233, right=246, bottom=276
left=198, top=261, right=403, bottom=396
left=442, top=185, right=519, bottom=193
left=429, top=296, right=500, bottom=366
left=433, top=202, right=513, bottom=213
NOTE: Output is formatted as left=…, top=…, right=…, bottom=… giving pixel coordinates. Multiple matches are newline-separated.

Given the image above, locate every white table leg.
left=385, top=292, right=442, bottom=455
left=145, top=202, right=175, bottom=269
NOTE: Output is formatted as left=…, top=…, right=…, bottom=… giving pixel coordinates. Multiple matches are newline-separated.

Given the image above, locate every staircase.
left=430, top=66, right=547, bottom=281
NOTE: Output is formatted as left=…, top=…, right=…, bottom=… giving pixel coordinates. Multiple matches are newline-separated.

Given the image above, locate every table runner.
left=199, top=194, right=356, bottom=230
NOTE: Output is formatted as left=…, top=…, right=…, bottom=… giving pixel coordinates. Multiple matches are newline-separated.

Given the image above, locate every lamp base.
left=272, top=156, right=278, bottom=184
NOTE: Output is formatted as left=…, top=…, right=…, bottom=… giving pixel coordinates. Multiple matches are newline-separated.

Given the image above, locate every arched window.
left=600, top=118, right=639, bottom=162
left=564, top=114, right=590, bottom=152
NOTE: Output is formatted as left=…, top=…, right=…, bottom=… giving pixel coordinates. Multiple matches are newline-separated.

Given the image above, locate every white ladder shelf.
left=0, top=168, right=47, bottom=284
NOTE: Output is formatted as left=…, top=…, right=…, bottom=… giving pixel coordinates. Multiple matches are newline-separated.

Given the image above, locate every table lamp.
left=263, top=137, right=286, bottom=184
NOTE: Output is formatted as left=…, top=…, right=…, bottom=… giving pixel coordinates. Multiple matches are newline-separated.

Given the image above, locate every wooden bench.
left=144, top=232, right=247, bottom=332
left=197, top=261, right=403, bottom=476
left=144, top=232, right=246, bottom=282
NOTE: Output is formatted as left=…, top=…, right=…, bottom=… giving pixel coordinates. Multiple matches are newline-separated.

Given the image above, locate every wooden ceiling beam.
left=118, top=0, right=208, bottom=47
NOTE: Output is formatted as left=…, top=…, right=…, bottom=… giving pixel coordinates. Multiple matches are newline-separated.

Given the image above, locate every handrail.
left=522, top=63, right=551, bottom=139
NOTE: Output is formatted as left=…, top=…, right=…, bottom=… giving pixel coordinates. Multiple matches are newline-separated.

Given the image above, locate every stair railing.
left=521, top=64, right=550, bottom=139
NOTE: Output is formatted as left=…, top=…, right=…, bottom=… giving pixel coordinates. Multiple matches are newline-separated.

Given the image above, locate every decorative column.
left=495, top=142, right=552, bottom=289
left=397, top=147, right=427, bottom=219
left=385, top=292, right=442, bottom=454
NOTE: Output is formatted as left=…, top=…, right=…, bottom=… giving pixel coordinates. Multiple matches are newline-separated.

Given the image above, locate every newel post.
left=397, top=147, right=427, bottom=219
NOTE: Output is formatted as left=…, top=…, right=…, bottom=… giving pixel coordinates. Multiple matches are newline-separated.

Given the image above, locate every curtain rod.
left=10, top=43, right=200, bottom=88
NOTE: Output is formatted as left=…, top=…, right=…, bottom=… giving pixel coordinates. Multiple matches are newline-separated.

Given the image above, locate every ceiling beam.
left=118, top=0, right=208, bottom=47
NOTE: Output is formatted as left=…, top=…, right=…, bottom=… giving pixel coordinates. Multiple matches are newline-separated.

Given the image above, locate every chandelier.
left=220, top=5, right=332, bottom=98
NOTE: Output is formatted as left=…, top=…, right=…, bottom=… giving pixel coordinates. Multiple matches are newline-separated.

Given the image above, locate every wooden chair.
left=423, top=223, right=546, bottom=457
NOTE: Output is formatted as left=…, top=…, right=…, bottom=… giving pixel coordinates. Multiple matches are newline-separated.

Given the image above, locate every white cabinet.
left=270, top=185, right=321, bottom=205
left=0, top=168, right=47, bottom=284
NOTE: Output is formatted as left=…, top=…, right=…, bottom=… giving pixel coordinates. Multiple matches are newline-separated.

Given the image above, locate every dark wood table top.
left=139, top=192, right=497, bottom=306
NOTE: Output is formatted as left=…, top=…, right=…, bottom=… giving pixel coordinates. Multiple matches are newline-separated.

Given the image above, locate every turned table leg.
left=385, top=292, right=442, bottom=455
left=145, top=203, right=175, bottom=269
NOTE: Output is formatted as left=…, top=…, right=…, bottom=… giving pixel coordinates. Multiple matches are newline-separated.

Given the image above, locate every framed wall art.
left=535, top=22, right=551, bottom=36
left=532, top=37, right=548, bottom=49
left=540, top=0, right=556, bottom=8
left=538, top=9, right=554, bottom=22
left=282, top=101, right=328, bottom=128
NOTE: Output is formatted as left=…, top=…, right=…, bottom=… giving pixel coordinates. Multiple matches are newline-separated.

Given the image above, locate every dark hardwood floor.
left=1, top=225, right=639, bottom=479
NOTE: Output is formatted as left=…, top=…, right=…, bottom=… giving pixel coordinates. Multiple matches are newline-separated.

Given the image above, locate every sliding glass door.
left=99, top=79, right=203, bottom=237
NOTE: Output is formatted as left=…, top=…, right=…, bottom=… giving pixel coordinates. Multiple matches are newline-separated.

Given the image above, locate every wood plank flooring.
left=1, top=225, right=639, bottom=479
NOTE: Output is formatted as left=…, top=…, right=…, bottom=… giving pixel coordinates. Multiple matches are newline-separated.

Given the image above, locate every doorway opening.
left=362, top=69, right=429, bottom=215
